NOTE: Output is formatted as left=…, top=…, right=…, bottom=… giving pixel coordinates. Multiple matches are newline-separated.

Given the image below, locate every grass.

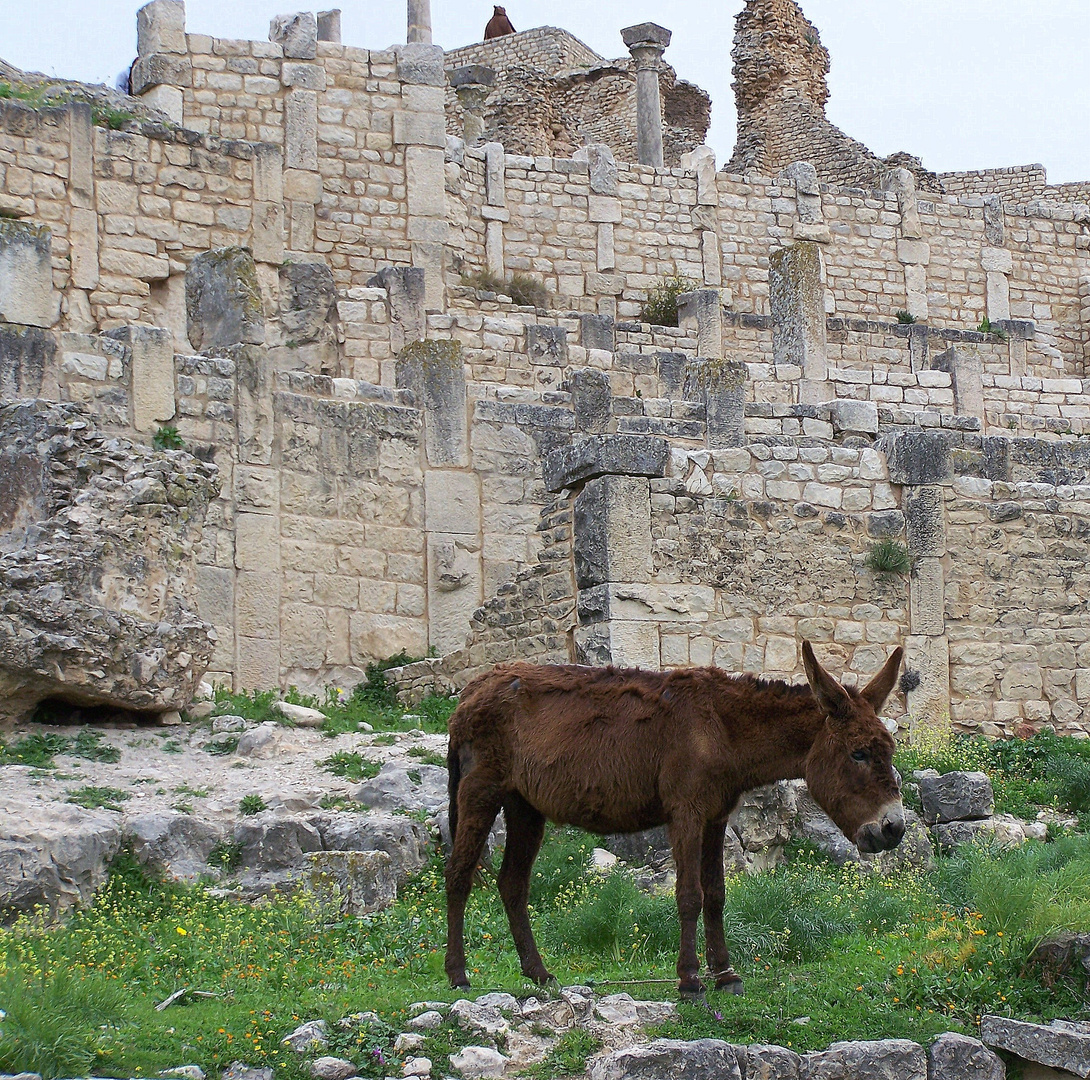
left=407, top=747, right=447, bottom=768
left=896, top=729, right=1090, bottom=828
left=65, top=786, right=130, bottom=812
left=896, top=310, right=917, bottom=324
left=0, top=80, right=136, bottom=130
left=0, top=729, right=120, bottom=768
left=319, top=752, right=383, bottom=783
left=460, top=270, right=551, bottom=309
left=1, top=834, right=1088, bottom=1078
left=153, top=425, right=185, bottom=450
left=977, top=316, right=1008, bottom=340
left=865, top=538, right=913, bottom=577
left=523, top=1028, right=601, bottom=1077
left=639, top=275, right=699, bottom=327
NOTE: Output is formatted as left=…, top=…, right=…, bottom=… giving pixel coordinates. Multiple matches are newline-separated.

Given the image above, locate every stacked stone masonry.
left=2, top=0, right=1090, bottom=741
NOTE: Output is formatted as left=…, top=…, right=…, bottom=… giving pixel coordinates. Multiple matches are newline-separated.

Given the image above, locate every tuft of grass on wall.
left=865, top=538, right=913, bottom=577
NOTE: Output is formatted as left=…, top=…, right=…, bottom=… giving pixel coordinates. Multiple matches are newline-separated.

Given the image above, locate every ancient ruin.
left=0, top=0, right=1089, bottom=743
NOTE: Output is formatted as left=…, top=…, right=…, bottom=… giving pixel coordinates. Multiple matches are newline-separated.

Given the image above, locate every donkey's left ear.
left=860, top=647, right=904, bottom=713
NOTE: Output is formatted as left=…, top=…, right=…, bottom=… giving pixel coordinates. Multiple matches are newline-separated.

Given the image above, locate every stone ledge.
left=543, top=434, right=670, bottom=492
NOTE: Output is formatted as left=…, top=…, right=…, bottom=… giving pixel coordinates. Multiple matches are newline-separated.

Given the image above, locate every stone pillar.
left=691, top=360, right=747, bottom=449
left=543, top=435, right=670, bottom=668
left=931, top=346, right=983, bottom=423
left=886, top=431, right=953, bottom=733
left=133, top=0, right=190, bottom=123
left=106, top=326, right=176, bottom=433
left=885, top=167, right=929, bottom=322
left=483, top=142, right=506, bottom=280
left=684, top=146, right=721, bottom=287
left=621, top=23, right=671, bottom=169
left=782, top=161, right=830, bottom=244
left=451, top=66, right=494, bottom=147
left=397, top=44, right=447, bottom=310
left=317, top=10, right=341, bottom=42
left=0, top=221, right=60, bottom=328
left=407, top=0, right=432, bottom=44
left=370, top=266, right=427, bottom=352
left=769, top=241, right=828, bottom=404
left=677, top=289, right=723, bottom=359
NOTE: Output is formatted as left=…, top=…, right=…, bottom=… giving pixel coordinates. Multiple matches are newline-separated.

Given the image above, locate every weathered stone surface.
left=279, top=260, right=337, bottom=344
left=223, top=1062, right=273, bottom=1080
left=593, top=994, right=678, bottom=1026
left=269, top=12, right=317, bottom=58
left=526, top=324, right=568, bottom=366
left=580, top=313, right=616, bottom=351
left=0, top=323, right=55, bottom=398
left=570, top=368, right=613, bottom=434
left=802, top=1039, right=926, bottom=1080
left=882, top=430, right=952, bottom=486
left=0, top=220, right=59, bottom=328
left=590, top=1038, right=741, bottom=1080
left=396, top=339, right=467, bottom=467
left=731, top=781, right=798, bottom=861
left=309, top=1057, right=355, bottom=1080
left=918, top=771, right=994, bottom=824
left=601, top=826, right=672, bottom=867
left=744, top=1043, right=801, bottom=1079
left=0, top=400, right=218, bottom=721
left=930, top=814, right=1035, bottom=852
left=927, top=1033, right=1005, bottom=1080
left=127, top=812, right=224, bottom=882
left=904, top=486, right=945, bottom=556
left=980, top=1017, right=1090, bottom=1078
left=186, top=248, right=266, bottom=350
left=317, top=811, right=430, bottom=884
left=282, top=1019, right=329, bottom=1053
left=353, top=763, right=448, bottom=814
left=769, top=242, right=827, bottom=400
left=574, top=474, right=652, bottom=589
left=450, top=998, right=510, bottom=1038
left=0, top=802, right=121, bottom=921
left=233, top=813, right=322, bottom=870
left=544, top=434, right=669, bottom=492
left=449, top=1046, right=507, bottom=1079
left=304, top=849, right=397, bottom=914
left=1031, top=932, right=1090, bottom=980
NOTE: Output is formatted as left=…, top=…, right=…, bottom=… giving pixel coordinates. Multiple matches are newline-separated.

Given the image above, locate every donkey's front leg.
left=701, top=818, right=744, bottom=995
left=668, top=815, right=705, bottom=998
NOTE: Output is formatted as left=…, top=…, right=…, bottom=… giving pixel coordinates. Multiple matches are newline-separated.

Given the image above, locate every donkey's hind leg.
left=445, top=766, right=503, bottom=989
left=668, top=813, right=706, bottom=998
left=700, top=818, right=744, bottom=995
left=498, top=793, right=553, bottom=985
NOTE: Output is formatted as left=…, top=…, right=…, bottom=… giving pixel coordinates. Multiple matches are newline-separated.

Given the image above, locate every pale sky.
left=1, top=0, right=1087, bottom=183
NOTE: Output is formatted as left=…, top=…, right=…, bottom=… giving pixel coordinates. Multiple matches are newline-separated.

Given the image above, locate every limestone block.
left=580, top=313, right=615, bottom=352
left=285, top=89, right=318, bottom=171
left=882, top=430, right=951, bottom=486
left=484, top=142, right=505, bottom=207
left=406, top=146, right=446, bottom=218
left=396, top=339, right=467, bottom=467
left=677, top=289, right=722, bottom=359
left=905, top=634, right=950, bottom=730
left=279, top=259, right=336, bottom=343
left=607, top=621, right=661, bottom=670
left=701, top=230, right=722, bottom=287
left=570, top=368, right=612, bottom=434
left=281, top=62, right=326, bottom=90
left=317, top=9, right=341, bottom=42
left=597, top=223, right=615, bottom=272
left=69, top=207, right=100, bottom=290
left=574, top=475, right=652, bottom=589
left=919, top=771, right=994, bottom=824
left=690, top=145, right=717, bottom=205
left=270, top=12, right=317, bottom=58
left=1000, top=662, right=1044, bottom=702
left=68, top=102, right=94, bottom=207
left=235, top=345, right=274, bottom=466
left=185, top=248, right=265, bottom=350
left=370, top=266, right=426, bottom=350
left=252, top=203, right=285, bottom=267
left=485, top=220, right=504, bottom=279
left=980, top=1017, right=1090, bottom=1078
left=928, top=1033, right=1004, bottom=1080
left=0, top=221, right=58, bottom=328
left=425, top=471, right=479, bottom=534
left=585, top=144, right=618, bottom=196
left=904, top=263, right=928, bottom=321
left=131, top=53, right=192, bottom=95
left=986, top=271, right=1011, bottom=322
left=590, top=1039, right=739, bottom=1080
left=910, top=557, right=944, bottom=637
left=137, top=0, right=187, bottom=55
left=526, top=324, right=568, bottom=366
left=395, top=43, right=445, bottom=87
left=983, top=194, right=1005, bottom=247
left=544, top=434, right=669, bottom=493
left=284, top=169, right=323, bottom=203
left=802, top=1041, right=926, bottom=1080
left=930, top=346, right=984, bottom=421
left=897, top=239, right=931, bottom=266
left=904, top=486, right=945, bottom=556
left=695, top=360, right=746, bottom=449
left=393, top=110, right=446, bottom=148
left=253, top=144, right=285, bottom=204
left=427, top=534, right=482, bottom=656
left=769, top=242, right=826, bottom=395
left=588, top=196, right=621, bottom=224
left=141, top=84, right=183, bottom=122
left=829, top=399, right=878, bottom=437
left=982, top=246, right=1014, bottom=274
left=235, top=512, right=279, bottom=572
left=105, top=326, right=175, bottom=432
left=1, top=324, right=56, bottom=398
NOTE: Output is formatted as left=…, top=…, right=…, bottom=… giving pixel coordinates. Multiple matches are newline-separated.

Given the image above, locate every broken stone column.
left=688, top=360, right=747, bottom=449
left=407, top=0, right=432, bottom=44
left=396, top=339, right=468, bottom=467
left=424, top=469, right=482, bottom=656
left=885, top=167, right=928, bottom=321
left=677, top=289, right=723, bottom=359
left=483, top=142, right=506, bottom=280
left=185, top=247, right=266, bottom=351
left=370, top=266, right=426, bottom=352
left=317, top=9, right=341, bottom=42
left=982, top=244, right=1013, bottom=324
left=621, top=23, right=671, bottom=169
left=769, top=241, right=828, bottom=404
left=451, top=66, right=494, bottom=147
left=105, top=326, right=175, bottom=433
left=782, top=161, right=830, bottom=244
left=931, top=346, right=983, bottom=422
left=270, top=12, right=318, bottom=58
left=133, top=0, right=189, bottom=122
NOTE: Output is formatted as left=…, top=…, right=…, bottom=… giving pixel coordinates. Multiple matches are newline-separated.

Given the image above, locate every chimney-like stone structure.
left=407, top=0, right=432, bottom=44
left=621, top=23, right=671, bottom=169
left=451, top=65, right=495, bottom=147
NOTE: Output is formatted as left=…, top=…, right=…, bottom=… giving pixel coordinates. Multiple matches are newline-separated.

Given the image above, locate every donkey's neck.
left=726, top=684, right=825, bottom=791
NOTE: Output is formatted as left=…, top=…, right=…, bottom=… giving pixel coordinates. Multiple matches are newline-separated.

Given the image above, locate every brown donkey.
left=444, top=641, right=905, bottom=997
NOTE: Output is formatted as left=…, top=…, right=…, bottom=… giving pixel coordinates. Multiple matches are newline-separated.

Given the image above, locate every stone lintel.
left=543, top=434, right=669, bottom=493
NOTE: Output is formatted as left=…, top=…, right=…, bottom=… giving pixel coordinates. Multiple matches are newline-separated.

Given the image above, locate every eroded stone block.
left=186, top=248, right=266, bottom=351
left=0, top=221, right=58, bottom=329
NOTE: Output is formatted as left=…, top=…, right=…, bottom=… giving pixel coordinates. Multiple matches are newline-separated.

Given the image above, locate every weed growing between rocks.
left=319, top=752, right=383, bottom=782
left=65, top=785, right=131, bottom=811
left=0, top=729, right=120, bottom=768
left=639, top=275, right=699, bottom=327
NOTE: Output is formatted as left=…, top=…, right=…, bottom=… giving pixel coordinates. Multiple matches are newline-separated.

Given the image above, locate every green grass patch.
left=639, top=274, right=699, bottom=327
left=65, top=786, right=130, bottom=811
left=523, top=1028, right=601, bottom=1077
left=0, top=729, right=120, bottom=768
left=407, top=746, right=447, bottom=768
left=319, top=752, right=382, bottom=782
left=865, top=538, right=913, bottom=577
left=239, top=794, right=267, bottom=816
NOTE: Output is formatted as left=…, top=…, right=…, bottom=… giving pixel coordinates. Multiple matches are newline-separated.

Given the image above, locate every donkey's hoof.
left=678, top=980, right=707, bottom=1002
left=448, top=976, right=471, bottom=990
left=716, top=976, right=744, bottom=996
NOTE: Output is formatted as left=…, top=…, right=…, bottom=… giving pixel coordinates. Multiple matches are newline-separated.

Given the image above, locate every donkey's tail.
left=447, top=737, right=461, bottom=855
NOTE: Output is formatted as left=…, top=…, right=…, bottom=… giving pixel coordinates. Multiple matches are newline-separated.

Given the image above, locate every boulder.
left=593, top=993, right=678, bottom=1026
left=354, top=762, right=447, bottom=814
left=407, top=1010, right=443, bottom=1031
left=316, top=811, right=430, bottom=884
left=126, top=812, right=224, bottom=882
left=282, top=1019, right=329, bottom=1053
left=222, top=1064, right=273, bottom=1080
left=918, top=771, right=994, bottom=823
left=304, top=850, right=397, bottom=915
left=600, top=826, right=672, bottom=867
left=1031, top=932, right=1090, bottom=980
left=449, top=1046, right=507, bottom=1079
left=233, top=813, right=322, bottom=870
left=272, top=700, right=327, bottom=727
left=589, top=1039, right=742, bottom=1080
left=309, top=1057, right=356, bottom=1080
left=931, top=815, right=1030, bottom=853
left=0, top=400, right=218, bottom=721
left=980, top=1017, right=1090, bottom=1078
left=449, top=998, right=509, bottom=1039
left=744, top=1044, right=801, bottom=1079
left=927, top=1033, right=1005, bottom=1080
left=731, top=780, right=798, bottom=870
left=801, top=1039, right=926, bottom=1080
left=0, top=802, right=122, bottom=920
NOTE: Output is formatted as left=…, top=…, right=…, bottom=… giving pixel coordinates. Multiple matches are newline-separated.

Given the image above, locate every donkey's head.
left=800, top=641, right=905, bottom=854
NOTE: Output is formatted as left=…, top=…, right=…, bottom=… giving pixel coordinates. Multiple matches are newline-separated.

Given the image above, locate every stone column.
left=451, top=66, right=494, bottom=147
left=133, top=0, right=190, bottom=124
left=782, top=161, right=830, bottom=244
left=678, top=289, right=723, bottom=360
left=885, top=167, right=929, bottom=322
left=621, top=23, right=671, bottom=169
left=407, top=0, right=432, bottom=44
left=684, top=146, right=721, bottom=287
left=483, top=142, right=507, bottom=280
left=317, top=10, right=341, bottom=42
left=769, top=241, right=829, bottom=404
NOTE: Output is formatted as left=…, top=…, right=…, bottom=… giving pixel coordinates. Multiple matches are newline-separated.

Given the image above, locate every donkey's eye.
left=851, top=749, right=870, bottom=763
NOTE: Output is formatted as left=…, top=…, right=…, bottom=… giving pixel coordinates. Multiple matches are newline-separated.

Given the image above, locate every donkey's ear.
left=860, top=646, right=904, bottom=714
left=801, top=640, right=852, bottom=724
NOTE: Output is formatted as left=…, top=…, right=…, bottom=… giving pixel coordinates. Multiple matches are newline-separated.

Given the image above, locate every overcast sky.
left=1, top=1, right=1086, bottom=183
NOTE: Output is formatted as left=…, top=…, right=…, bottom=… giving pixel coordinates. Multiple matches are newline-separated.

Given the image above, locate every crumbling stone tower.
left=727, top=0, right=940, bottom=192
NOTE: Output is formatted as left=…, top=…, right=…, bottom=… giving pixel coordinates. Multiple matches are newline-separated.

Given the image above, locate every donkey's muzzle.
left=854, top=801, right=906, bottom=853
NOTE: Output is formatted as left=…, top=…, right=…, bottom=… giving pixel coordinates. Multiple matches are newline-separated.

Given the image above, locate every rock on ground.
left=354, top=762, right=448, bottom=813
left=981, top=1016, right=1090, bottom=1078
left=802, top=1038, right=927, bottom=1080
left=927, top=1032, right=1005, bottom=1080
left=589, top=1038, right=742, bottom=1080
left=304, top=849, right=397, bottom=914
left=449, top=1046, right=508, bottom=1079
left=0, top=399, right=218, bottom=721
left=918, top=770, right=994, bottom=823
left=127, top=811, right=224, bottom=883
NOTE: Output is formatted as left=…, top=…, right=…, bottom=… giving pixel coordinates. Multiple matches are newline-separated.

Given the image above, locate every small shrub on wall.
left=640, top=275, right=699, bottom=327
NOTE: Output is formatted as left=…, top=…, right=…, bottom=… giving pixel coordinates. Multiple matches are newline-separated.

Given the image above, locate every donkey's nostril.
left=882, top=818, right=905, bottom=844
